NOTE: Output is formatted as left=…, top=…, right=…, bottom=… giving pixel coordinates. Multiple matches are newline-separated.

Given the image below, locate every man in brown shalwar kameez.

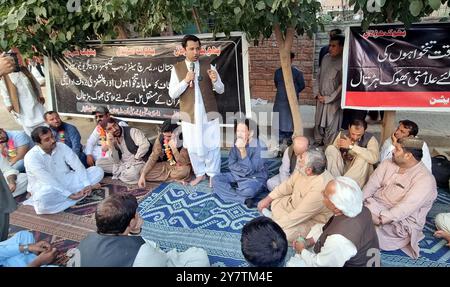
left=363, top=137, right=437, bottom=259
left=138, top=120, right=191, bottom=187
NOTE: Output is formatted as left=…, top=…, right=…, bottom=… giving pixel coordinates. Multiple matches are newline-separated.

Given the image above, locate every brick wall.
left=248, top=23, right=357, bottom=105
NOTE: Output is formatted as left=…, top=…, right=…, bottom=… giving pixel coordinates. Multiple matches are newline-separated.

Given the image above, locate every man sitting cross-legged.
left=23, top=126, right=104, bottom=214
left=325, top=118, right=379, bottom=188
left=257, top=149, right=334, bottom=242
left=287, top=177, right=379, bottom=267
left=138, top=119, right=191, bottom=188
left=72, top=193, right=210, bottom=267
left=96, top=118, right=151, bottom=185
left=363, top=137, right=437, bottom=259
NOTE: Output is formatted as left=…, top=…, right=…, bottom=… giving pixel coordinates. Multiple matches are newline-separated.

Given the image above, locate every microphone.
left=189, top=62, right=195, bottom=88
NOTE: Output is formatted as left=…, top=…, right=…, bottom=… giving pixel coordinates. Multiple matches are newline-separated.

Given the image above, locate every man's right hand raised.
left=184, top=71, right=195, bottom=84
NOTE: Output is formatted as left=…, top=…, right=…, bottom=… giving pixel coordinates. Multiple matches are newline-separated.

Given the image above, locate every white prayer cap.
left=330, top=177, right=363, bottom=218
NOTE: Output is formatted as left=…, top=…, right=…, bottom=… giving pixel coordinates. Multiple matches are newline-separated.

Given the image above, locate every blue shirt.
left=228, top=138, right=269, bottom=183
left=6, top=131, right=33, bottom=149
left=50, top=122, right=83, bottom=158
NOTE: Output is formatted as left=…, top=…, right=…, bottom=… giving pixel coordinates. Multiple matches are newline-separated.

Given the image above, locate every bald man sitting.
left=267, top=136, right=309, bottom=191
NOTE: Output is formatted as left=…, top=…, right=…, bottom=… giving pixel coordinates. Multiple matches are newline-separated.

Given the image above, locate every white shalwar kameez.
left=168, top=60, right=224, bottom=178
left=0, top=72, right=46, bottom=136
left=23, top=143, right=104, bottom=214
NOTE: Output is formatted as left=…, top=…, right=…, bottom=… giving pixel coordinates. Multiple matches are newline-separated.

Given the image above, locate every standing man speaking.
left=169, top=35, right=225, bottom=186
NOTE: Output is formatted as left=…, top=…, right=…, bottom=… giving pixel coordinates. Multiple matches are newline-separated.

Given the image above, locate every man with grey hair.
left=287, top=177, right=379, bottom=267
left=257, top=148, right=334, bottom=242
left=363, top=137, right=437, bottom=259
left=267, top=136, right=309, bottom=191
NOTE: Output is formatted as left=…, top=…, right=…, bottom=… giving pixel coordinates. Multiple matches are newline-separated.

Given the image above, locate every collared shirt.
left=85, top=121, right=128, bottom=156
left=168, top=60, right=224, bottom=155
left=24, top=142, right=90, bottom=198
left=50, top=122, right=84, bottom=157
left=380, top=137, right=432, bottom=172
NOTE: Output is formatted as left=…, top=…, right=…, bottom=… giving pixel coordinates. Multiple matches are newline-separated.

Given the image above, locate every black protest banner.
left=343, top=23, right=450, bottom=111
left=48, top=34, right=248, bottom=122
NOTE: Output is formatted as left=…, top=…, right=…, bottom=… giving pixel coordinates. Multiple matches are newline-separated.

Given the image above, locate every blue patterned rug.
left=139, top=152, right=450, bottom=267
left=380, top=189, right=450, bottom=267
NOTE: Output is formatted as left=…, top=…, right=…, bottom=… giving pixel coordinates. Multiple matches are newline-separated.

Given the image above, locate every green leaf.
left=41, top=6, right=47, bottom=18
left=409, top=0, right=423, bottom=17
left=213, top=0, right=222, bottom=9
left=17, top=9, right=27, bottom=21
left=239, top=0, right=245, bottom=6
left=66, top=31, right=73, bottom=40
left=256, top=1, right=266, bottom=10
left=58, top=32, right=66, bottom=42
left=234, top=7, right=241, bottom=14
left=82, top=22, right=91, bottom=30
left=428, top=0, right=441, bottom=10
left=0, top=39, right=8, bottom=50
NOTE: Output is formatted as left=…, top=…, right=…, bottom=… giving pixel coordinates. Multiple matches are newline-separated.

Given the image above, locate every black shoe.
left=244, top=198, right=254, bottom=208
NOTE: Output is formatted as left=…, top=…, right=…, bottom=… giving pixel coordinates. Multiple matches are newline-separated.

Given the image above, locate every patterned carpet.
left=7, top=151, right=450, bottom=267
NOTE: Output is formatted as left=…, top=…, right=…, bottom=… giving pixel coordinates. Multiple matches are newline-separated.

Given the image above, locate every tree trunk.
left=273, top=24, right=303, bottom=136
left=115, top=24, right=128, bottom=39
left=192, top=8, right=202, bottom=33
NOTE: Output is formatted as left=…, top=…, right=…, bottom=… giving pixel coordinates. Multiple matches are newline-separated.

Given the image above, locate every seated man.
left=213, top=119, right=268, bottom=207
left=434, top=213, right=450, bottom=247
left=241, top=216, right=288, bottom=267
left=325, top=119, right=379, bottom=188
left=257, top=149, right=334, bottom=242
left=84, top=106, right=128, bottom=167
left=287, top=177, right=379, bottom=267
left=23, top=126, right=104, bottom=214
left=0, top=156, right=27, bottom=197
left=0, top=128, right=33, bottom=172
left=138, top=119, right=191, bottom=188
left=0, top=230, right=57, bottom=267
left=380, top=119, right=432, bottom=172
left=72, top=193, right=209, bottom=267
left=363, top=137, right=437, bottom=259
left=96, top=118, right=151, bottom=185
left=266, top=136, right=309, bottom=191
left=44, top=111, right=87, bottom=167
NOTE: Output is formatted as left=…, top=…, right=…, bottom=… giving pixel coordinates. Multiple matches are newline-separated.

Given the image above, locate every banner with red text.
left=49, top=34, right=248, bottom=122
left=342, top=23, right=450, bottom=111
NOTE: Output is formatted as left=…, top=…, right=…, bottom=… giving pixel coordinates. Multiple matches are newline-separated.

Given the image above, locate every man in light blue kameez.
left=213, top=119, right=268, bottom=208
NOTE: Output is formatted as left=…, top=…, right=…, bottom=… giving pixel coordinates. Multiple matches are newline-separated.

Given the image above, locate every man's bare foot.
left=190, top=175, right=205, bottom=186
left=434, top=230, right=450, bottom=246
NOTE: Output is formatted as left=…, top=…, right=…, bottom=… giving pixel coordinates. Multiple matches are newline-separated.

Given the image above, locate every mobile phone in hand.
left=5, top=52, right=20, bottom=72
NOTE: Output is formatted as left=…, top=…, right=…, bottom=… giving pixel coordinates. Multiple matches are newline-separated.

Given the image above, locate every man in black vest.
left=325, top=119, right=379, bottom=187
left=74, top=193, right=210, bottom=267
left=75, top=193, right=145, bottom=267
left=96, top=118, right=151, bottom=184
left=289, top=177, right=379, bottom=267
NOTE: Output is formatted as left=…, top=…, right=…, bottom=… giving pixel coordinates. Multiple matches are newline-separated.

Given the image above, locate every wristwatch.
left=23, top=244, right=30, bottom=255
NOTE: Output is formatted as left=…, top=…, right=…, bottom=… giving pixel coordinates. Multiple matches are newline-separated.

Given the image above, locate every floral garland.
left=163, top=138, right=176, bottom=166
left=97, top=125, right=107, bottom=157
